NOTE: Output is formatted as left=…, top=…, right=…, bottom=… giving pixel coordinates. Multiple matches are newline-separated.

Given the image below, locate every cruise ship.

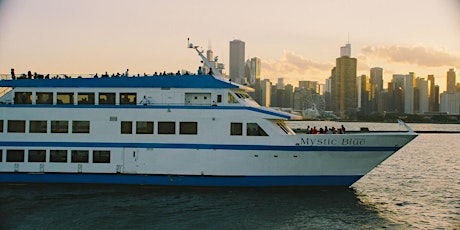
left=0, top=42, right=417, bottom=187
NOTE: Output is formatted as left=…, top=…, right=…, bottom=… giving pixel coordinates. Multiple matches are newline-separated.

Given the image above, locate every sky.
left=0, top=0, right=459, bottom=91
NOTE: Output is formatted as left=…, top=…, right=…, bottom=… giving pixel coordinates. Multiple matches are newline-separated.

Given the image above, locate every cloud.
left=361, top=45, right=460, bottom=67
left=261, top=50, right=333, bottom=78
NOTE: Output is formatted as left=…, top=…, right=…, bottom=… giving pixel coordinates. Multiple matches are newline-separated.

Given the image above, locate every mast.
left=187, top=38, right=223, bottom=78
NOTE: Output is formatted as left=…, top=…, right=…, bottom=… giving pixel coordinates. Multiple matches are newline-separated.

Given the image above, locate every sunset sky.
left=0, top=0, right=459, bottom=91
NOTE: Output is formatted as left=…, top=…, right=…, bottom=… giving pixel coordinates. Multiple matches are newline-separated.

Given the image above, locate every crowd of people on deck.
left=305, top=125, right=346, bottom=134
left=7, top=67, right=208, bottom=81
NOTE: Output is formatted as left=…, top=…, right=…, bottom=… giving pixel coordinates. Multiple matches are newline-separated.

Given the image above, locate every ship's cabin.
left=0, top=87, right=259, bottom=107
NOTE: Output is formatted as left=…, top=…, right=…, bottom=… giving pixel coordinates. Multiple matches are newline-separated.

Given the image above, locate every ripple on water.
left=353, top=134, right=460, bottom=229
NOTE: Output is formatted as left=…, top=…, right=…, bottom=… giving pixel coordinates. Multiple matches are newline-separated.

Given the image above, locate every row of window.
left=120, top=121, right=198, bottom=135
left=14, top=92, right=136, bottom=105
left=0, top=120, right=89, bottom=134
left=0, top=120, right=269, bottom=136
left=0, top=149, right=110, bottom=163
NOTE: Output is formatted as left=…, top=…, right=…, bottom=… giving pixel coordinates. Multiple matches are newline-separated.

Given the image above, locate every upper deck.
left=0, top=74, right=251, bottom=90
left=0, top=74, right=300, bottom=120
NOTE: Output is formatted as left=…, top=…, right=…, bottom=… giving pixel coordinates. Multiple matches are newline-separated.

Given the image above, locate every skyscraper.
left=427, top=75, right=439, bottom=112
left=415, top=77, right=429, bottom=114
left=447, top=68, right=457, bottom=93
left=370, top=67, right=383, bottom=113
left=259, top=79, right=271, bottom=107
left=229, top=39, right=245, bottom=84
left=357, top=75, right=370, bottom=113
left=404, top=72, right=415, bottom=114
left=244, top=57, right=261, bottom=86
left=332, top=43, right=357, bottom=118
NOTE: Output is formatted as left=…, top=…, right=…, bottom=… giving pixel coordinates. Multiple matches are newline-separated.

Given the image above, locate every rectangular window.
left=231, top=123, right=243, bottom=136
left=99, top=93, right=116, bottom=105
left=51, top=120, right=69, bottom=133
left=71, top=150, right=89, bottom=163
left=0, top=149, right=2, bottom=162
left=158, top=122, right=175, bottom=134
left=121, top=121, right=133, bottom=134
left=7, top=150, right=25, bottom=162
left=57, top=92, right=74, bottom=104
left=28, top=150, right=46, bottom=162
left=247, top=123, right=268, bottom=136
left=77, top=93, right=95, bottom=105
left=30, top=120, right=47, bottom=133
left=120, top=93, right=137, bottom=105
left=72, top=121, right=90, bottom=133
left=36, top=92, right=53, bottom=104
left=50, top=150, right=67, bottom=163
left=14, top=92, right=32, bottom=104
left=136, top=121, right=154, bottom=134
left=217, top=94, right=222, bottom=103
left=8, top=120, right=25, bottom=133
left=180, top=122, right=197, bottom=135
left=93, top=150, right=110, bottom=163
left=0, top=120, right=3, bottom=132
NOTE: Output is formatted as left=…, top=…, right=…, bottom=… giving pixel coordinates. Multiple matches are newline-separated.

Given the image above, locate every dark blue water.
left=0, top=185, right=392, bottom=230
left=1, top=124, right=459, bottom=229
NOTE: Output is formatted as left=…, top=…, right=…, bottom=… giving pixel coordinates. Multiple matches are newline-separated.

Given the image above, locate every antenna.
left=347, top=33, right=350, bottom=44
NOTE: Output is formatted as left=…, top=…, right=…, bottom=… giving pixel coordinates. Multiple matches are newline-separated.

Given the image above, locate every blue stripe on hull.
left=0, top=141, right=400, bottom=152
left=0, top=173, right=363, bottom=187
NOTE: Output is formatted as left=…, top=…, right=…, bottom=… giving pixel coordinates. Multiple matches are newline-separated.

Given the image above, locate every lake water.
left=0, top=122, right=459, bottom=229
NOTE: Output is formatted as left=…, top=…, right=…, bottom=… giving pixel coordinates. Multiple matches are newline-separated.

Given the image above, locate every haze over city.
left=0, top=0, right=459, bottom=91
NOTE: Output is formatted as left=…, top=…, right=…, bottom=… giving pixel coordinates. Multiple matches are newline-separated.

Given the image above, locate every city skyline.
left=0, top=0, right=459, bottom=91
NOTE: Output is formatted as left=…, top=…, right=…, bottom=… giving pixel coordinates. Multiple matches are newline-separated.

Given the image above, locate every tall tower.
left=370, top=67, right=383, bottom=113
left=333, top=43, right=357, bottom=118
left=427, top=75, right=438, bottom=112
left=229, top=39, right=245, bottom=84
left=404, top=72, right=415, bottom=114
left=357, top=75, right=370, bottom=113
left=415, top=77, right=429, bottom=114
left=447, top=68, right=457, bottom=93
left=245, top=57, right=261, bottom=86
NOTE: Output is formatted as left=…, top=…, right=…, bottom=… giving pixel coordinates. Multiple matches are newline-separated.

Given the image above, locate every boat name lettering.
left=300, top=138, right=365, bottom=146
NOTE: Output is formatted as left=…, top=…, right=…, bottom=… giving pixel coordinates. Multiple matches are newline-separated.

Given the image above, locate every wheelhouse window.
left=28, top=150, right=46, bottom=162
left=276, top=121, right=294, bottom=135
left=36, top=92, right=53, bottom=104
left=136, top=121, right=154, bottom=134
left=99, top=93, right=116, bottom=105
left=180, top=122, right=197, bottom=135
left=30, top=120, right=47, bottom=133
left=14, top=92, right=32, bottom=104
left=78, top=93, right=95, bottom=105
left=247, top=123, right=268, bottom=136
left=121, top=121, right=133, bottom=134
left=8, top=120, right=25, bottom=133
left=50, top=150, right=67, bottom=163
left=228, top=93, right=238, bottom=104
left=57, top=92, right=74, bottom=104
left=93, top=150, right=110, bottom=163
left=7, top=150, right=25, bottom=162
left=51, top=120, right=69, bottom=133
left=71, top=150, right=89, bottom=163
left=230, top=123, right=243, bottom=136
left=120, top=93, right=136, bottom=105
left=72, top=121, right=90, bottom=133
left=158, top=122, right=175, bottom=134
